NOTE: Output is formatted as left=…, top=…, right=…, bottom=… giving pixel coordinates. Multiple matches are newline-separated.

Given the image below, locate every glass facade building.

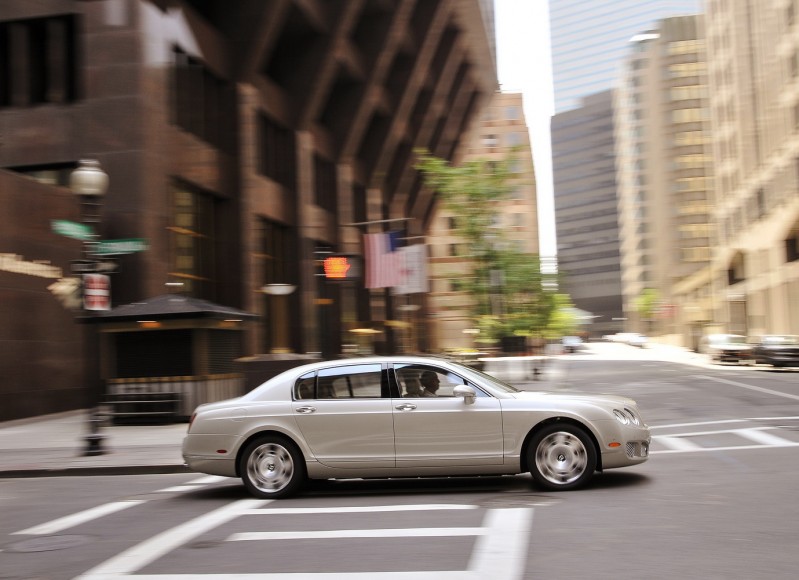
left=550, top=0, right=700, bottom=113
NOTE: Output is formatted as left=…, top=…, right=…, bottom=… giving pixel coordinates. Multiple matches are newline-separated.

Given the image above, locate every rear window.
left=294, top=364, right=384, bottom=399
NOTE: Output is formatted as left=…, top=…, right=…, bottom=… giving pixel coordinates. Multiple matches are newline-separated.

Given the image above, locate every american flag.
left=364, top=231, right=403, bottom=288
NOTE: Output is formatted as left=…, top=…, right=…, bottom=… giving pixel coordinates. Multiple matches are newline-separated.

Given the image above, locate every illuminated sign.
left=322, top=254, right=362, bottom=281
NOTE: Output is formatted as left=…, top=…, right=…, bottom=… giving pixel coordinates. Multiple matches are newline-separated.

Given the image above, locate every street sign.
left=70, top=260, right=99, bottom=274
left=51, top=220, right=95, bottom=241
left=83, top=273, right=111, bottom=311
left=70, top=259, right=119, bottom=274
left=94, top=238, right=149, bottom=255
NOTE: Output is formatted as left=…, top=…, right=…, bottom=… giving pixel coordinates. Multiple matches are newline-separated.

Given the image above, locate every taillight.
left=188, top=412, right=196, bottom=432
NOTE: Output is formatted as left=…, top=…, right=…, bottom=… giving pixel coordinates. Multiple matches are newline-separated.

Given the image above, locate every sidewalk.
left=0, top=343, right=704, bottom=479
left=0, top=411, right=189, bottom=478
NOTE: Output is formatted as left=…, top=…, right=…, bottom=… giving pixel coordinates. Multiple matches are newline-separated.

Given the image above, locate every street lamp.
left=261, top=284, right=297, bottom=353
left=70, top=159, right=108, bottom=456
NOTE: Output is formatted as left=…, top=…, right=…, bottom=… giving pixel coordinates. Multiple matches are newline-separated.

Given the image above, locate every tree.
left=634, top=288, right=660, bottom=333
left=414, top=149, right=557, bottom=343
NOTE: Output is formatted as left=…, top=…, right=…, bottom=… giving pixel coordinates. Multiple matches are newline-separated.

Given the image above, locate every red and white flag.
left=364, top=232, right=403, bottom=289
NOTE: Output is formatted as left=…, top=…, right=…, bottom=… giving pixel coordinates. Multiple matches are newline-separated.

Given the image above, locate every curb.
left=0, top=464, right=191, bottom=479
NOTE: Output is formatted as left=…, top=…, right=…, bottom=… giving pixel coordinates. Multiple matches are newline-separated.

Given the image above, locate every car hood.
left=509, top=390, right=637, bottom=408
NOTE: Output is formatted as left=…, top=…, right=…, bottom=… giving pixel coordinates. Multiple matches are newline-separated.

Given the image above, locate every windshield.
left=447, top=361, right=521, bottom=393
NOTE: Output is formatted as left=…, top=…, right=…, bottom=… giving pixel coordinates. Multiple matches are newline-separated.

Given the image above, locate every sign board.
left=70, top=259, right=118, bottom=274
left=94, top=238, right=149, bottom=255
left=83, top=273, right=111, bottom=311
left=51, top=220, right=94, bottom=241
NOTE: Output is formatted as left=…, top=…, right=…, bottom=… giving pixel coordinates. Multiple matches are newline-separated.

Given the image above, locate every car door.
left=391, top=363, right=503, bottom=467
left=291, top=363, right=395, bottom=468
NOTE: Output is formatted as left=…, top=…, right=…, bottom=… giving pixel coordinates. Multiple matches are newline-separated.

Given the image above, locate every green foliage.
left=634, top=288, right=660, bottom=319
left=415, top=149, right=559, bottom=343
left=543, top=294, right=580, bottom=338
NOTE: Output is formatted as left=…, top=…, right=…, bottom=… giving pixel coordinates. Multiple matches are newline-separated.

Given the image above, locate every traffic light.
left=322, top=254, right=362, bottom=280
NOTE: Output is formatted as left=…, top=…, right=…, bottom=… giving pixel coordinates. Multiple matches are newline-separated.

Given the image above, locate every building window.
left=169, top=180, right=217, bottom=300
left=257, top=111, right=297, bottom=190
left=482, top=134, right=498, bottom=147
left=505, top=106, right=520, bottom=120
left=314, top=154, right=337, bottom=213
left=0, top=15, right=78, bottom=108
left=172, top=47, right=237, bottom=153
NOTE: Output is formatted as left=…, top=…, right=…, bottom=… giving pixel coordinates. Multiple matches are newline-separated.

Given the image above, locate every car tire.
left=528, top=424, right=597, bottom=491
left=239, top=435, right=305, bottom=499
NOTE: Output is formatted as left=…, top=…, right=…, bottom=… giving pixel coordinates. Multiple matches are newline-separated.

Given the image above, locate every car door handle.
left=295, top=406, right=316, bottom=414
left=395, top=403, right=417, bottom=411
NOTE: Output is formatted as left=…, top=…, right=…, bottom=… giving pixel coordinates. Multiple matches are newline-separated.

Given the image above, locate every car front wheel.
left=528, top=424, right=597, bottom=491
left=239, top=436, right=305, bottom=499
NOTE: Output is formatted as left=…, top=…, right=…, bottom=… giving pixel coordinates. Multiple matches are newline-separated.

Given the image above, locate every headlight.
left=613, top=409, right=630, bottom=425
left=624, top=408, right=641, bottom=425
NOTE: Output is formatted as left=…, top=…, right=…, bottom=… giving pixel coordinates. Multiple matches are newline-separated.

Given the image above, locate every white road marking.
left=652, top=443, right=799, bottom=455
left=76, top=499, right=269, bottom=579
left=655, top=436, right=701, bottom=451
left=12, top=476, right=228, bottom=536
left=469, top=508, right=532, bottom=580
left=12, top=500, right=145, bottom=535
left=131, top=574, right=468, bottom=579
left=692, top=375, right=799, bottom=402
left=652, top=425, right=799, bottom=454
left=733, top=428, right=796, bottom=447
left=651, top=416, right=799, bottom=430
left=240, top=504, right=477, bottom=516
left=76, top=502, right=533, bottom=579
left=229, top=527, right=487, bottom=541
left=156, top=475, right=227, bottom=493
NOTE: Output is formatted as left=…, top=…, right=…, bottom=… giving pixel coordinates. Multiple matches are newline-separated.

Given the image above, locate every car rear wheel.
left=528, top=424, right=597, bottom=491
left=239, top=436, right=305, bottom=499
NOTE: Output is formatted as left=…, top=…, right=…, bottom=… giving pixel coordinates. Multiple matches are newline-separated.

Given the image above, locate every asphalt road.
left=2, top=348, right=798, bottom=579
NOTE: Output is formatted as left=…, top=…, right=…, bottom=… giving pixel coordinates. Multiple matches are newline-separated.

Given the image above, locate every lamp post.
left=70, top=159, right=109, bottom=456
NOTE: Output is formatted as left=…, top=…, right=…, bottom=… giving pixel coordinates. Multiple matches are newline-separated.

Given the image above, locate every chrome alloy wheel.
left=246, top=442, right=294, bottom=494
left=534, top=430, right=589, bottom=485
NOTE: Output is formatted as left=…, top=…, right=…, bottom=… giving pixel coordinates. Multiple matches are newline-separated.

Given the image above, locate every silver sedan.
left=182, top=356, right=650, bottom=498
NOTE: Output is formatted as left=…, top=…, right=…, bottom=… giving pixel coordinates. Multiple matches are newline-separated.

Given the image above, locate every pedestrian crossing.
left=651, top=420, right=799, bottom=454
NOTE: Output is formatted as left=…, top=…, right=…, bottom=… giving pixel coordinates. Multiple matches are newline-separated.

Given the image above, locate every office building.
left=549, top=0, right=700, bottom=113
left=552, top=90, right=623, bottom=336
left=615, top=16, right=713, bottom=343
left=702, top=0, right=799, bottom=337
left=0, top=0, right=497, bottom=421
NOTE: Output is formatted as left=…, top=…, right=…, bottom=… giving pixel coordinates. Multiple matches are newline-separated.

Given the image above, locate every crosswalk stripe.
left=12, top=500, right=145, bottom=536
left=229, top=527, right=486, bottom=541
left=241, top=504, right=477, bottom=516
left=654, top=436, right=701, bottom=451
left=733, top=428, right=796, bottom=446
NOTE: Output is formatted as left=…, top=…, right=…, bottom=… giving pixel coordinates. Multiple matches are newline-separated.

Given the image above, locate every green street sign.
left=51, top=220, right=95, bottom=241
left=95, top=238, right=149, bottom=255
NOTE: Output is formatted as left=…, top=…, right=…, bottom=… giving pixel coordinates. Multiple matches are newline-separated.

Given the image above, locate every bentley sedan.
left=182, top=356, right=651, bottom=498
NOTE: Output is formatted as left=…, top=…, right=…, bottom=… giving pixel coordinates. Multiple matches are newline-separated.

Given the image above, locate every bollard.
left=84, top=407, right=106, bottom=456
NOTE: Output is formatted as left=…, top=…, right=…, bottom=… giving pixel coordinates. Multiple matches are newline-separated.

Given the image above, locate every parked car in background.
left=698, top=334, right=752, bottom=364
left=183, top=356, right=651, bottom=498
left=751, top=335, right=799, bottom=367
left=561, top=336, right=584, bottom=353
left=625, top=333, right=648, bottom=348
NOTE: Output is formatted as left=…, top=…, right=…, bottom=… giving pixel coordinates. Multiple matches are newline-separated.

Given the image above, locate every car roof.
left=283, top=355, right=460, bottom=375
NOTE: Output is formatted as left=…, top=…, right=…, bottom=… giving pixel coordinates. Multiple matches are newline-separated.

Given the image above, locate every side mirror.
left=453, top=385, right=476, bottom=405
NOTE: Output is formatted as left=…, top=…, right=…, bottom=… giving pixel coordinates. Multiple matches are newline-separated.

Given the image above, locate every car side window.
left=317, top=364, right=384, bottom=398
left=294, top=372, right=316, bottom=399
left=394, top=364, right=481, bottom=398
